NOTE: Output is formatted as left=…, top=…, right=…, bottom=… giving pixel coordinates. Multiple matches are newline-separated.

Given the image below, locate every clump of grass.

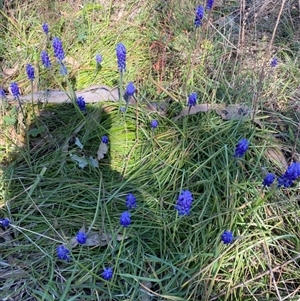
left=1, top=0, right=300, bottom=300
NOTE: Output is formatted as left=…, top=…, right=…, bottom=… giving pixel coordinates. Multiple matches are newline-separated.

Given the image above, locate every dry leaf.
left=75, top=137, right=84, bottom=150
left=174, top=103, right=252, bottom=122
left=89, top=156, right=99, bottom=168
left=97, top=141, right=108, bottom=160
left=215, top=104, right=252, bottom=120
left=70, top=154, right=99, bottom=168
left=265, top=147, right=288, bottom=170
left=3, top=64, right=19, bottom=79
left=85, top=232, right=109, bottom=247
left=64, top=56, right=80, bottom=69
left=71, top=230, right=127, bottom=248
left=4, top=85, right=120, bottom=104
left=173, top=104, right=211, bottom=121
left=70, top=154, right=89, bottom=168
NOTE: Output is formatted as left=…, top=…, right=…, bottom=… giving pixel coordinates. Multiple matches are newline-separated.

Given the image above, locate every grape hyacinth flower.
left=10, top=82, right=25, bottom=116
left=124, top=82, right=135, bottom=102
left=187, top=92, right=197, bottom=107
left=221, top=230, right=234, bottom=244
left=277, top=176, right=290, bottom=188
left=101, top=135, right=109, bottom=144
left=42, top=22, right=49, bottom=35
left=125, top=82, right=135, bottom=97
left=76, top=231, right=87, bottom=245
left=284, top=162, right=300, bottom=180
left=56, top=245, right=70, bottom=261
left=175, top=190, right=193, bottom=216
left=10, top=82, right=20, bottom=98
left=206, top=0, right=214, bottom=10
left=96, top=54, right=102, bottom=65
left=76, top=96, right=86, bottom=111
left=262, top=173, right=275, bottom=187
left=102, top=267, right=113, bottom=280
left=52, top=37, right=65, bottom=62
left=26, top=64, right=35, bottom=81
left=125, top=193, right=137, bottom=210
left=0, top=218, right=10, bottom=227
left=120, top=211, right=131, bottom=227
left=270, top=57, right=278, bottom=68
left=150, top=119, right=159, bottom=129
left=41, top=50, right=51, bottom=68
left=116, top=43, right=126, bottom=72
left=234, top=138, right=249, bottom=158
left=195, top=5, right=204, bottom=27
left=278, top=161, right=300, bottom=188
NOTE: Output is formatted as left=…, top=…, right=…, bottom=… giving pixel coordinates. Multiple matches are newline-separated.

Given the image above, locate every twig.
left=282, top=285, right=300, bottom=300
left=252, top=0, right=287, bottom=122
left=209, top=253, right=300, bottom=300
left=263, top=243, right=282, bottom=301
left=238, top=0, right=246, bottom=56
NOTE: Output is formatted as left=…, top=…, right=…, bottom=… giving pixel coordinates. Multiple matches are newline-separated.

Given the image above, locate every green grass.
left=1, top=0, right=300, bottom=300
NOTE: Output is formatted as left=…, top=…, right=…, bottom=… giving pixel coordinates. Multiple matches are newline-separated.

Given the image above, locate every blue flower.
left=56, top=245, right=70, bottom=261
left=277, top=176, right=292, bottom=188
left=0, top=88, right=5, bottom=98
left=116, top=43, right=126, bottom=72
left=125, top=82, right=135, bottom=96
left=150, top=119, right=159, bottom=129
left=278, top=162, right=300, bottom=188
left=234, top=138, right=249, bottom=158
left=41, top=50, right=51, bottom=68
left=76, top=231, right=87, bottom=244
left=101, top=135, right=109, bottom=144
left=262, top=173, right=275, bottom=187
left=26, top=64, right=35, bottom=81
left=195, top=5, right=204, bottom=27
left=123, top=82, right=135, bottom=102
left=206, top=0, right=214, bottom=10
left=42, top=23, right=49, bottom=35
left=283, top=162, right=300, bottom=181
left=188, top=92, right=197, bottom=107
left=52, top=37, right=65, bottom=62
left=221, top=230, right=234, bottom=244
left=270, top=57, right=278, bottom=67
left=125, top=193, right=137, bottom=209
left=96, top=54, right=102, bottom=65
left=76, top=96, right=86, bottom=111
left=175, top=190, right=193, bottom=216
left=0, top=218, right=10, bottom=227
left=10, top=82, right=20, bottom=98
left=102, top=267, right=113, bottom=280
left=120, top=211, right=131, bottom=227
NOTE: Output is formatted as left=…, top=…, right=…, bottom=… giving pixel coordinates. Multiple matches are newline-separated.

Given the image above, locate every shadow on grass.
left=0, top=101, right=147, bottom=300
